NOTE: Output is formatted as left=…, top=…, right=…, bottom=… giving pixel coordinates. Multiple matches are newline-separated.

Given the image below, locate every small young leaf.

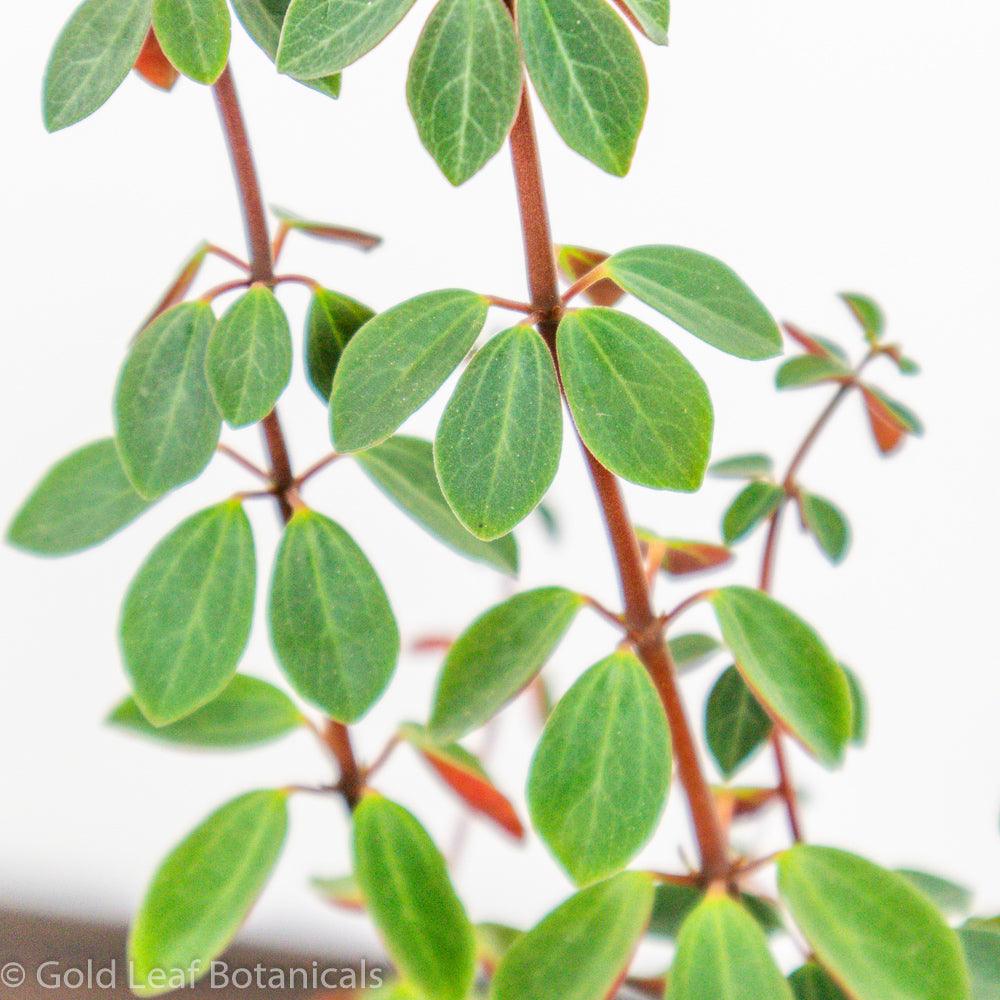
left=839, top=292, right=885, bottom=342
left=669, top=633, right=721, bottom=672
left=269, top=510, right=399, bottom=722
left=782, top=321, right=850, bottom=364
left=636, top=529, right=732, bottom=576
left=799, top=492, right=850, bottom=564
left=842, top=664, right=867, bottom=745
left=429, top=587, right=584, bottom=742
left=777, top=846, right=970, bottom=1000
left=206, top=286, right=292, bottom=427
left=775, top=355, right=850, bottom=390
left=528, top=652, right=671, bottom=885
left=668, top=894, right=793, bottom=1000
left=709, top=587, right=853, bottom=766
left=518, top=0, right=647, bottom=176
left=959, top=923, right=1000, bottom=1000
left=311, top=873, right=365, bottom=911
left=277, top=0, right=419, bottom=78
left=330, top=290, right=489, bottom=452
left=861, top=386, right=922, bottom=454
left=491, top=872, right=655, bottom=1000
left=353, top=796, right=476, bottom=1000
left=152, top=0, right=231, bottom=84
left=407, top=0, right=521, bottom=186
left=121, top=501, right=256, bottom=726
left=648, top=883, right=703, bottom=938
left=722, top=481, right=784, bottom=544
left=356, top=436, right=518, bottom=574
left=709, top=453, right=773, bottom=480
left=558, top=308, right=712, bottom=490
left=436, top=326, right=562, bottom=540
left=788, top=963, right=850, bottom=1000
left=134, top=27, right=180, bottom=90
left=115, top=302, right=221, bottom=500
left=619, top=0, right=669, bottom=44
left=305, top=288, right=374, bottom=402
left=271, top=206, right=380, bottom=246
left=896, top=869, right=973, bottom=917
left=129, top=790, right=288, bottom=996
left=8, top=439, right=152, bottom=555
left=705, top=665, right=772, bottom=779
left=477, top=922, right=522, bottom=971
left=43, top=0, right=153, bottom=132
left=108, top=675, right=303, bottom=749
left=556, top=245, right=625, bottom=307
left=604, top=246, right=782, bottom=360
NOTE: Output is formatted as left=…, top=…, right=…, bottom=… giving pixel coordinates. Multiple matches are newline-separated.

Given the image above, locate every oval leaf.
left=519, top=0, right=647, bottom=175
left=8, top=439, right=153, bottom=555
left=528, top=651, right=671, bottom=885
left=669, top=632, right=721, bottom=672
left=709, top=587, right=852, bottom=766
left=353, top=796, right=476, bottom=1000
left=789, top=963, right=849, bottom=1000
left=960, top=923, right=1000, bottom=1000
left=407, top=0, right=521, bottom=186
left=129, top=790, right=288, bottom=996
left=778, top=845, right=970, bottom=1000
left=722, top=481, right=783, bottom=544
left=330, top=289, right=489, bottom=452
left=206, top=285, right=293, bottom=427
left=121, top=501, right=256, bottom=725
left=429, top=587, right=584, bottom=743
left=705, top=665, right=772, bottom=779
left=491, top=872, right=654, bottom=1000
left=134, top=27, right=179, bottom=90
left=269, top=509, right=399, bottom=722
left=799, top=492, right=850, bottom=564
left=305, top=287, right=375, bottom=401
left=558, top=308, right=712, bottom=490
left=115, top=301, right=221, bottom=500
left=43, top=0, right=152, bottom=132
left=710, top=453, right=774, bottom=480
left=619, top=0, right=669, bottom=44
left=840, top=292, right=885, bottom=342
left=436, top=326, right=562, bottom=540
left=152, top=0, right=231, bottom=84
left=775, top=354, right=850, bottom=390
left=604, top=246, right=782, bottom=360
left=896, top=869, right=973, bottom=917
left=636, top=528, right=732, bottom=577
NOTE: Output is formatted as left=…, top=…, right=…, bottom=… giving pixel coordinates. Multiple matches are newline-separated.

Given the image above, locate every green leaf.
left=649, top=883, right=702, bottom=938
left=709, top=453, right=773, bottom=480
left=491, top=872, right=655, bottom=1000
left=799, top=492, right=850, bottom=564
left=869, top=386, right=924, bottom=436
left=152, top=0, right=230, bottom=84
left=668, top=894, right=793, bottom=1000
left=206, top=286, right=292, bottom=427
left=353, top=796, right=476, bottom=1000
left=527, top=652, right=671, bottom=885
left=277, top=0, right=418, bottom=77
left=330, top=290, right=489, bottom=452
left=436, top=327, right=562, bottom=540
left=705, top=665, right=772, bottom=779
left=305, top=288, right=375, bottom=402
left=619, top=0, right=669, bottom=44
left=558, top=308, right=712, bottom=490
left=477, top=922, right=522, bottom=968
left=669, top=632, right=721, bottom=672
left=429, top=587, right=584, bottom=742
left=115, top=302, right=221, bottom=500
left=897, top=870, right=973, bottom=917
left=108, top=675, right=303, bottom=748
left=407, top=0, right=521, bottom=185
left=722, top=481, right=783, bottom=544
left=121, top=501, right=256, bottom=726
left=775, top=355, right=850, bottom=390
left=788, top=963, right=849, bottom=1000
left=518, top=0, right=647, bottom=176
left=8, top=439, right=153, bottom=555
left=778, top=846, right=970, bottom=1000
left=43, top=0, right=152, bottom=132
left=840, top=292, right=885, bottom=342
left=269, top=509, right=399, bottom=722
left=709, top=587, right=852, bottom=766
left=311, top=872, right=364, bottom=910
left=842, top=665, right=867, bottom=745
left=604, top=246, right=782, bottom=360
left=129, top=790, right=288, bottom=996
left=960, top=923, right=1000, bottom=1000
left=357, top=436, right=518, bottom=574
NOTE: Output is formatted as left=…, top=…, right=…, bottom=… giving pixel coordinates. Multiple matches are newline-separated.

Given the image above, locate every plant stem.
left=505, top=87, right=730, bottom=879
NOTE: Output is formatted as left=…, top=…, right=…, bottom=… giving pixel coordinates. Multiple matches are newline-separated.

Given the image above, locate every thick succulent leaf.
left=43, top=0, right=152, bottom=132
left=960, top=922, right=1000, bottom=1000
left=618, top=0, right=669, bottom=44
left=558, top=308, right=712, bottom=490
left=604, top=246, right=781, bottom=359
left=896, top=869, right=973, bottom=917
left=775, top=355, right=851, bottom=390
left=152, top=0, right=230, bottom=84
left=709, top=453, right=773, bottom=480
left=269, top=510, right=398, bottom=722
left=788, top=963, right=849, bottom=1000
left=528, top=652, right=671, bottom=885
left=705, top=665, right=772, bottom=778
left=108, top=675, right=303, bottom=748
left=129, top=790, right=289, bottom=996
left=556, top=245, right=625, bottom=306
left=407, top=0, right=521, bottom=185
left=8, top=439, right=153, bottom=555
left=490, top=872, right=655, bottom=1000
left=115, top=302, right=221, bottom=500
left=709, top=587, right=853, bottom=766
left=669, top=633, right=721, bottom=672
left=429, top=587, right=584, bottom=742
left=305, top=288, right=374, bottom=401
left=778, top=846, right=970, bottom=1000
left=330, top=289, right=489, bottom=452
left=518, top=0, right=647, bottom=176
left=436, top=326, right=562, bottom=540
left=799, top=492, right=850, bottom=564
left=353, top=796, right=476, bottom=1000
left=121, top=501, right=256, bottom=726
left=722, top=481, right=783, bottom=544
left=840, top=292, right=885, bottom=342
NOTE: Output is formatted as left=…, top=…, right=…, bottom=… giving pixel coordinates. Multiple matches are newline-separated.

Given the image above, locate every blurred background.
left=2, top=0, right=998, bottom=975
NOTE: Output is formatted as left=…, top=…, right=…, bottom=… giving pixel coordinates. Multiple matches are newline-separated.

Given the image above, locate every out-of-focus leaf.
left=842, top=664, right=867, bottom=745
left=722, top=482, right=783, bottom=544
left=555, top=245, right=625, bottom=307
left=617, top=0, right=669, bottom=43
left=782, top=322, right=849, bottom=364
left=799, top=491, right=850, bottom=564
left=896, top=870, right=973, bottom=917
left=133, top=28, right=179, bottom=90
left=311, top=873, right=365, bottom=911
left=840, top=292, right=885, bottom=342
left=271, top=206, right=380, bottom=247
left=476, top=923, right=522, bottom=973
left=960, top=921, right=1000, bottom=1000
left=775, top=355, right=850, bottom=390
left=709, top=453, right=773, bottom=480
left=861, top=386, right=922, bottom=454
left=636, top=528, right=732, bottom=576
left=705, top=665, right=772, bottom=779
left=669, top=633, right=721, bottom=672
left=788, top=963, right=849, bottom=1000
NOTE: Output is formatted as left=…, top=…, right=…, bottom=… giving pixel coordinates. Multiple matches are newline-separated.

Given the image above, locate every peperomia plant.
left=9, top=1, right=997, bottom=998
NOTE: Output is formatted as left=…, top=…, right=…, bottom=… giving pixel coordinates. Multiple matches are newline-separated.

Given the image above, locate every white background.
left=2, top=0, right=998, bottom=964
